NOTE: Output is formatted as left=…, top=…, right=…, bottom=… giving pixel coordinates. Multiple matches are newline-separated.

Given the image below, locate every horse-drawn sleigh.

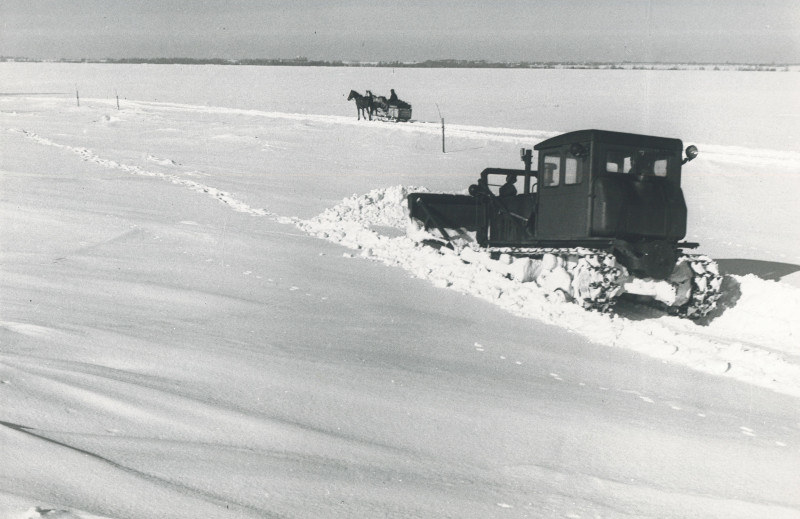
left=347, top=90, right=412, bottom=122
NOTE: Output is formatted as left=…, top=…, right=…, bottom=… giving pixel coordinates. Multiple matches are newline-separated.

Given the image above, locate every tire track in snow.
left=13, top=128, right=275, bottom=218
left=124, top=98, right=561, bottom=145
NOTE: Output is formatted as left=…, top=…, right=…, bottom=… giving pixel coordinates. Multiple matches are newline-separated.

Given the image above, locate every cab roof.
left=534, top=129, right=683, bottom=152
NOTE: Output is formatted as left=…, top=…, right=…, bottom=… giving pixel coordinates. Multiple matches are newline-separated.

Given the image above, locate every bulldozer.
left=406, top=129, right=723, bottom=318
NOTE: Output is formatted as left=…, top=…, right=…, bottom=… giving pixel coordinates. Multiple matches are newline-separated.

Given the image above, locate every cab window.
left=653, top=159, right=668, bottom=177
left=564, top=157, right=584, bottom=185
left=543, top=154, right=560, bottom=187
left=606, top=149, right=673, bottom=178
left=607, top=151, right=631, bottom=173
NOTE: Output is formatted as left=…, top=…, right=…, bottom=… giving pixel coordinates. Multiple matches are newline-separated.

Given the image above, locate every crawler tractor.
left=407, top=130, right=722, bottom=318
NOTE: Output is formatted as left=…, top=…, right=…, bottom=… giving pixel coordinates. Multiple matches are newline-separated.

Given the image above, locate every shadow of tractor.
left=617, top=258, right=799, bottom=324
left=715, top=258, right=800, bottom=281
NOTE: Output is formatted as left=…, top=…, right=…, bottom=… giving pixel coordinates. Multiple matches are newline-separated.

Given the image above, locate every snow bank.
left=291, top=186, right=800, bottom=398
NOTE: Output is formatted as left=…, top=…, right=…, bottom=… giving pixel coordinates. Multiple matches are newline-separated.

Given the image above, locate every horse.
left=347, top=90, right=372, bottom=120
left=366, top=90, right=389, bottom=118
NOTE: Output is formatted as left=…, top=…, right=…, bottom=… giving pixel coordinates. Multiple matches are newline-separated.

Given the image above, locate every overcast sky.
left=2, top=0, right=798, bottom=63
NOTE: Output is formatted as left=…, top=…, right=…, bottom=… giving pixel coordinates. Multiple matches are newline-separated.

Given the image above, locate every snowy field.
left=1, top=63, right=799, bottom=518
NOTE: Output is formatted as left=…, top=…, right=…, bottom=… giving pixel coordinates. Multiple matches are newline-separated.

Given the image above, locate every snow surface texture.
left=2, top=64, right=799, bottom=518
left=9, top=105, right=799, bottom=399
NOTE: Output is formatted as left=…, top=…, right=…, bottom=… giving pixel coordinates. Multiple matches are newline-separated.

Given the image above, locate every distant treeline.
left=0, top=56, right=793, bottom=71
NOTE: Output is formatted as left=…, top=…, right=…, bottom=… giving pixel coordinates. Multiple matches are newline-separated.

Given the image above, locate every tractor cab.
left=483, top=130, right=696, bottom=249
left=537, top=130, right=692, bottom=244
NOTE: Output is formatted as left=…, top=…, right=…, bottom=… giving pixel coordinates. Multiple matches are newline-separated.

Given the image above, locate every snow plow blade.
left=406, top=193, right=484, bottom=246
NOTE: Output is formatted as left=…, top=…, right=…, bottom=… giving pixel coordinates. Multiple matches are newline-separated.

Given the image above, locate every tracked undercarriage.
left=466, top=247, right=721, bottom=318
left=409, top=223, right=722, bottom=319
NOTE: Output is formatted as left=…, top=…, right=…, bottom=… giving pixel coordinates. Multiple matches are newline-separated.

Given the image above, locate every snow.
left=1, top=63, right=799, bottom=518
left=294, top=186, right=800, bottom=396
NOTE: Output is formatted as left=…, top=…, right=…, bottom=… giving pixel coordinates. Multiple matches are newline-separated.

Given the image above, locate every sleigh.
left=372, top=96, right=412, bottom=122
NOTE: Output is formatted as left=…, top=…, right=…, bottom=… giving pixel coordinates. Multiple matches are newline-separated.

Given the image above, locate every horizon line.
left=0, top=55, right=800, bottom=67
left=2, top=56, right=798, bottom=68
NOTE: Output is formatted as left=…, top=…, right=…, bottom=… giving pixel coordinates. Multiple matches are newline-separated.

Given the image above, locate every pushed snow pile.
left=313, top=185, right=421, bottom=230
left=294, top=186, right=800, bottom=398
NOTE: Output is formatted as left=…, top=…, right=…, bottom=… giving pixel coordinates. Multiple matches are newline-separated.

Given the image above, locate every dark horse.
left=347, top=90, right=372, bottom=120
left=367, top=90, right=389, bottom=116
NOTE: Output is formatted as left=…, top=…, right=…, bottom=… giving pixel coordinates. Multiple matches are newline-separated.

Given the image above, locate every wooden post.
left=75, top=87, right=80, bottom=107
left=435, top=103, right=445, bottom=153
left=115, top=90, right=120, bottom=110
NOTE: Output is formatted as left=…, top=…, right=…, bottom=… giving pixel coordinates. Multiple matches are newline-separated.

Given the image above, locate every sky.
left=1, top=0, right=799, bottom=63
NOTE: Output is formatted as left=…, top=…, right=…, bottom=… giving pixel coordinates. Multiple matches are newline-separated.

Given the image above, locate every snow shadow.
left=716, top=258, right=800, bottom=281
left=695, top=275, right=743, bottom=324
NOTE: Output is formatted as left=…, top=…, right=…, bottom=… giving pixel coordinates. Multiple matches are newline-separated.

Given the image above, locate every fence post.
left=441, top=118, right=445, bottom=153
left=435, top=103, right=445, bottom=153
